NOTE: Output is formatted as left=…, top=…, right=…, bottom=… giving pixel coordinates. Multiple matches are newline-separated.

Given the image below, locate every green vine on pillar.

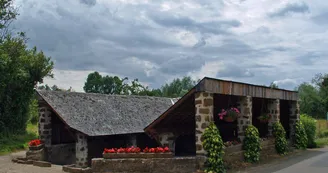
left=202, top=122, right=225, bottom=173
left=273, top=122, right=288, bottom=155
left=294, top=121, right=308, bottom=149
left=243, top=125, right=261, bottom=163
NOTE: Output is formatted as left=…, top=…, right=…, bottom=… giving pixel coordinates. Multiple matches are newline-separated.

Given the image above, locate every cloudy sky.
left=13, top=0, right=328, bottom=92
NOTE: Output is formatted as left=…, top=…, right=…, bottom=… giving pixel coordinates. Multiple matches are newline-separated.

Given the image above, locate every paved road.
left=237, top=147, right=328, bottom=173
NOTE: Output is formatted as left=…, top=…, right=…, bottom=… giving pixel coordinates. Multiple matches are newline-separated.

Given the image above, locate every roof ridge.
left=36, top=89, right=179, bottom=100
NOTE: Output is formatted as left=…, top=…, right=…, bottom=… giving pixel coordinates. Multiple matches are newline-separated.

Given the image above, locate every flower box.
left=103, top=152, right=174, bottom=159
left=29, top=143, right=44, bottom=151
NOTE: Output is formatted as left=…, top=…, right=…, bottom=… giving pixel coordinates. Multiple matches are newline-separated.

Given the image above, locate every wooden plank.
left=202, top=78, right=298, bottom=101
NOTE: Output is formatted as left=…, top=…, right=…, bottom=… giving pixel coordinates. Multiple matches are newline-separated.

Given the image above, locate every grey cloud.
left=296, top=52, right=323, bottom=65
left=13, top=0, right=317, bottom=91
left=217, top=64, right=255, bottom=78
left=147, top=11, right=241, bottom=35
left=200, top=39, right=256, bottom=56
left=79, top=0, right=97, bottom=6
left=268, top=2, right=309, bottom=17
left=193, top=37, right=207, bottom=49
left=311, top=12, right=328, bottom=24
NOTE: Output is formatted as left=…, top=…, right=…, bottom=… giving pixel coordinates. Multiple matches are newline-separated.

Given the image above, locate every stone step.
left=33, top=161, right=52, bottom=167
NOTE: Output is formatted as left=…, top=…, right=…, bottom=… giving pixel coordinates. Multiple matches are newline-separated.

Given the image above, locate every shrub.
left=202, top=122, right=225, bottom=173
left=243, top=125, right=261, bottom=163
left=318, top=129, right=328, bottom=138
left=294, top=121, right=308, bottom=149
left=273, top=122, right=288, bottom=155
left=300, top=114, right=317, bottom=148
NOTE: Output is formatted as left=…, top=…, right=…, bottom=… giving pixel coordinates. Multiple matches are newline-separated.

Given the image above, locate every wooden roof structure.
left=144, top=77, right=298, bottom=136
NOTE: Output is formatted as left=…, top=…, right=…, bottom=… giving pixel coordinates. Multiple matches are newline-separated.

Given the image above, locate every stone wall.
left=76, top=132, right=88, bottom=168
left=92, top=157, right=199, bottom=173
left=158, top=132, right=176, bottom=152
left=223, top=138, right=276, bottom=164
left=194, top=92, right=214, bottom=155
left=237, top=96, right=252, bottom=141
left=268, top=99, right=280, bottom=136
left=289, top=101, right=300, bottom=140
left=38, top=106, right=52, bottom=161
left=51, top=143, right=76, bottom=165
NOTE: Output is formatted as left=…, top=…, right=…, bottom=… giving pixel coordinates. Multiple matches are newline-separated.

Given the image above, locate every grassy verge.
left=0, top=123, right=38, bottom=156
left=315, top=137, right=328, bottom=148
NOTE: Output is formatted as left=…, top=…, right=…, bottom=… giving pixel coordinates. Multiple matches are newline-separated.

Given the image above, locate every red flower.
left=103, top=148, right=116, bottom=153
left=143, top=147, right=149, bottom=153
left=117, top=148, right=125, bottom=153
left=149, top=148, right=156, bottom=153
left=163, top=147, right=170, bottom=152
left=28, top=139, right=42, bottom=147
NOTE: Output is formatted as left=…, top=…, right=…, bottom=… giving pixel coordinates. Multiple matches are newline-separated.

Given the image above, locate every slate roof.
left=36, top=90, right=179, bottom=136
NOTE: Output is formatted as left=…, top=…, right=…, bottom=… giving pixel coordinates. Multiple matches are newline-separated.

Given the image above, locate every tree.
left=297, top=73, right=328, bottom=119
left=0, top=37, right=53, bottom=134
left=102, top=76, right=129, bottom=94
left=0, top=0, right=17, bottom=41
left=83, top=71, right=103, bottom=93
left=269, top=82, right=279, bottom=89
left=0, top=0, right=53, bottom=134
left=161, top=76, right=198, bottom=97
left=37, top=84, right=69, bottom=91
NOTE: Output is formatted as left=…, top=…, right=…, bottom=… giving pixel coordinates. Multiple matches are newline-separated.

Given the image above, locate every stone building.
left=36, top=90, right=179, bottom=167
left=36, top=77, right=299, bottom=168
left=144, top=77, right=299, bottom=156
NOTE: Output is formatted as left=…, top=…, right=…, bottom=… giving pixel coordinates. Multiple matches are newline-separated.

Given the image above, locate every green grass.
left=315, top=137, right=328, bottom=148
left=0, top=123, right=38, bottom=156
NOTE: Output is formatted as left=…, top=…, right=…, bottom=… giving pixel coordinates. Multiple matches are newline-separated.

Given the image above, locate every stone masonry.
left=195, top=92, right=214, bottom=155
left=38, top=107, right=52, bottom=146
left=268, top=99, right=280, bottom=136
left=289, top=101, right=300, bottom=140
left=159, top=132, right=176, bottom=152
left=76, top=132, right=88, bottom=168
left=38, top=106, right=52, bottom=161
left=237, top=96, right=252, bottom=141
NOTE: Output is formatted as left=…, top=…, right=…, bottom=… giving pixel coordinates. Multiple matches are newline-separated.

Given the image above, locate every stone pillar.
left=268, top=99, right=280, bottom=136
left=289, top=100, right=300, bottom=140
left=159, top=132, right=176, bottom=152
left=195, top=92, right=214, bottom=155
left=38, top=107, right=52, bottom=161
left=237, top=96, right=252, bottom=141
left=38, top=107, right=52, bottom=147
left=76, top=132, right=88, bottom=168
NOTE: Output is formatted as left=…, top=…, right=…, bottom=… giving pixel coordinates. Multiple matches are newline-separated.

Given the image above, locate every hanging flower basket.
left=218, top=107, right=240, bottom=122
left=28, top=139, right=44, bottom=150
left=258, top=113, right=271, bottom=124
left=223, top=116, right=236, bottom=122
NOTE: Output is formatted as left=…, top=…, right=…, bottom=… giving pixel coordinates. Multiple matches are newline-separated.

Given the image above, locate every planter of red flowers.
left=258, top=113, right=271, bottom=123
left=28, top=139, right=44, bottom=151
left=103, top=146, right=173, bottom=159
left=218, top=108, right=240, bottom=122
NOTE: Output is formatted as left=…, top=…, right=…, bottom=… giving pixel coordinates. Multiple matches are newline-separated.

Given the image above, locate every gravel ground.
left=0, top=151, right=62, bottom=173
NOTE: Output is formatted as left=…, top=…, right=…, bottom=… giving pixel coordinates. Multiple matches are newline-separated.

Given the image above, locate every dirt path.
left=0, top=151, right=62, bottom=173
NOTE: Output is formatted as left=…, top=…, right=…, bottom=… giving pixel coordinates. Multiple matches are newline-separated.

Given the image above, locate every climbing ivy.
left=243, top=125, right=261, bottom=163
left=294, top=121, right=308, bottom=149
left=273, top=122, right=288, bottom=155
left=202, top=122, right=225, bottom=173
